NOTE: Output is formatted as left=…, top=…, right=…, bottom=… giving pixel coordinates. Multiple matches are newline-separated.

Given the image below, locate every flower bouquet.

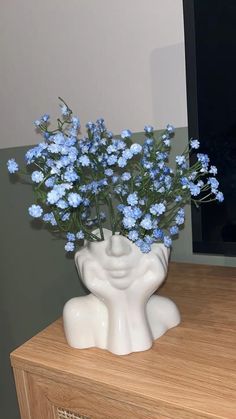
left=7, top=98, right=223, bottom=254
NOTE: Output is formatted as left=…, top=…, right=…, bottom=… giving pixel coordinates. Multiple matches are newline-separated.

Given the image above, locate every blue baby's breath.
left=76, top=230, right=85, bottom=240
left=140, top=215, right=153, bottom=230
left=216, top=191, right=224, bottom=202
left=130, top=143, right=142, bottom=155
left=144, top=125, right=154, bottom=134
left=164, top=236, right=172, bottom=247
left=121, top=129, right=132, bottom=139
left=28, top=204, right=43, bottom=218
left=169, top=225, right=179, bottom=236
left=67, top=232, right=75, bottom=242
left=65, top=242, right=75, bottom=252
left=31, top=171, right=44, bottom=183
left=118, top=157, right=127, bottom=168
left=127, top=193, right=138, bottom=206
left=190, top=139, right=200, bottom=149
left=128, top=230, right=139, bottom=242
left=150, top=203, right=166, bottom=216
left=67, top=192, right=82, bottom=208
left=7, top=99, right=224, bottom=254
left=7, top=158, right=19, bottom=174
left=43, top=212, right=57, bottom=226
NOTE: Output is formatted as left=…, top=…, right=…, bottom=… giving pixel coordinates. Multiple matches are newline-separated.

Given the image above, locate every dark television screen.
left=183, top=0, right=236, bottom=256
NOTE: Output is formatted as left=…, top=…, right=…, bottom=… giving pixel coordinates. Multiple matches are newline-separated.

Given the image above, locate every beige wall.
left=0, top=0, right=187, bottom=148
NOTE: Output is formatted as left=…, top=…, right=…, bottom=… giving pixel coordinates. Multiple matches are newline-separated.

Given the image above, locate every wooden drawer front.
left=25, top=372, right=163, bottom=419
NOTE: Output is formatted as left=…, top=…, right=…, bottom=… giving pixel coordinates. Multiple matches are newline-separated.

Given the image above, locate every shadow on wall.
left=150, top=42, right=187, bottom=128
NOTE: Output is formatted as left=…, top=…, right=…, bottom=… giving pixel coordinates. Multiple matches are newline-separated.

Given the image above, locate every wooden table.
left=11, top=263, right=236, bottom=419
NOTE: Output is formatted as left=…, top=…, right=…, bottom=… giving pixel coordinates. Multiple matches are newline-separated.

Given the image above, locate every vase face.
left=63, top=229, right=181, bottom=355
left=85, top=233, right=141, bottom=290
left=76, top=229, right=170, bottom=293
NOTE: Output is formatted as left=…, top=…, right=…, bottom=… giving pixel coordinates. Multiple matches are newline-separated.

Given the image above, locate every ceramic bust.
left=63, top=229, right=180, bottom=355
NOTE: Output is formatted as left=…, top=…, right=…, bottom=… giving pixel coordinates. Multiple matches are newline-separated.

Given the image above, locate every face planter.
left=63, top=230, right=181, bottom=355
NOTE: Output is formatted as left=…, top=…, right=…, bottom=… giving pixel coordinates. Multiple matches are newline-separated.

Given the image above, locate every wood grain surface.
left=11, top=262, right=236, bottom=419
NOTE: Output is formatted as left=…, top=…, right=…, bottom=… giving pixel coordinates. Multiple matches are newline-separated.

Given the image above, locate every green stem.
left=95, top=197, right=104, bottom=240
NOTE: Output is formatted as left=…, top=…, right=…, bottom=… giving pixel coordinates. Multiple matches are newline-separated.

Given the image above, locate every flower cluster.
left=7, top=99, right=224, bottom=253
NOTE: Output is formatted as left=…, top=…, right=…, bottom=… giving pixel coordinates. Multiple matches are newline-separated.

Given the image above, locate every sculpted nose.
left=107, top=235, right=132, bottom=257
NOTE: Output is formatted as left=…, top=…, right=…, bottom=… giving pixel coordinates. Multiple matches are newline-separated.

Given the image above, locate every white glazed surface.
left=63, top=229, right=181, bottom=355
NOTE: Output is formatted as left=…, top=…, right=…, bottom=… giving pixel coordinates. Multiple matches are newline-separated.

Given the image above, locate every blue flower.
left=216, top=191, right=224, bottom=202
left=83, top=198, right=90, bottom=206
left=67, top=232, right=75, bottom=241
left=65, top=137, right=77, bottom=147
left=140, top=215, right=153, bottom=230
left=128, top=230, right=139, bottom=241
left=45, top=177, right=56, bottom=188
left=68, top=192, right=82, bottom=207
left=190, top=139, right=200, bottom=149
left=130, top=143, right=142, bottom=155
left=197, top=153, right=210, bottom=170
left=56, top=199, right=68, bottom=209
left=42, top=113, right=50, bottom=122
left=78, top=155, right=90, bottom=167
left=180, top=177, right=190, bottom=189
left=61, top=104, right=70, bottom=117
left=76, top=230, right=85, bottom=240
left=28, top=204, right=43, bottom=218
left=107, top=154, right=117, bottom=165
left=65, top=242, right=75, bottom=252
left=47, top=189, right=61, bottom=204
left=122, top=149, right=133, bottom=160
left=175, top=207, right=185, bottom=225
left=153, top=228, right=164, bottom=240
left=122, top=216, right=136, bottom=229
left=132, top=206, right=142, bottom=219
left=47, top=184, right=71, bottom=204
left=68, top=148, right=78, bottom=163
left=63, top=169, right=79, bottom=182
left=127, top=192, right=138, bottom=206
left=176, top=155, right=186, bottom=167
left=144, top=125, right=154, bottom=134
left=166, top=124, right=175, bottom=134
left=209, top=166, right=217, bottom=175
left=31, top=171, right=44, bottom=183
left=61, top=212, right=70, bottom=221
left=189, top=182, right=201, bottom=197
left=161, top=134, right=171, bottom=146
left=107, top=144, right=117, bottom=154
left=121, top=172, right=131, bottom=181
left=208, top=177, right=219, bottom=192
left=34, top=120, right=41, bottom=127
left=42, top=212, right=57, bottom=226
left=71, top=117, right=80, bottom=129
left=135, top=239, right=151, bottom=253
left=48, top=143, right=61, bottom=154
left=123, top=205, right=142, bottom=220
left=53, top=133, right=66, bottom=145
left=118, top=157, right=127, bottom=168
left=150, top=203, right=166, bottom=216
left=86, top=121, right=96, bottom=132
left=121, top=129, right=132, bottom=139
left=113, top=139, right=126, bottom=150
left=7, top=158, right=19, bottom=174
left=104, top=168, right=114, bottom=177
left=169, top=225, right=179, bottom=236
left=164, top=236, right=172, bottom=247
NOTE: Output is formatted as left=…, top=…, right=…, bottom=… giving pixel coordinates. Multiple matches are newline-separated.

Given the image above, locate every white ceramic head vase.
left=63, top=229, right=180, bottom=355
